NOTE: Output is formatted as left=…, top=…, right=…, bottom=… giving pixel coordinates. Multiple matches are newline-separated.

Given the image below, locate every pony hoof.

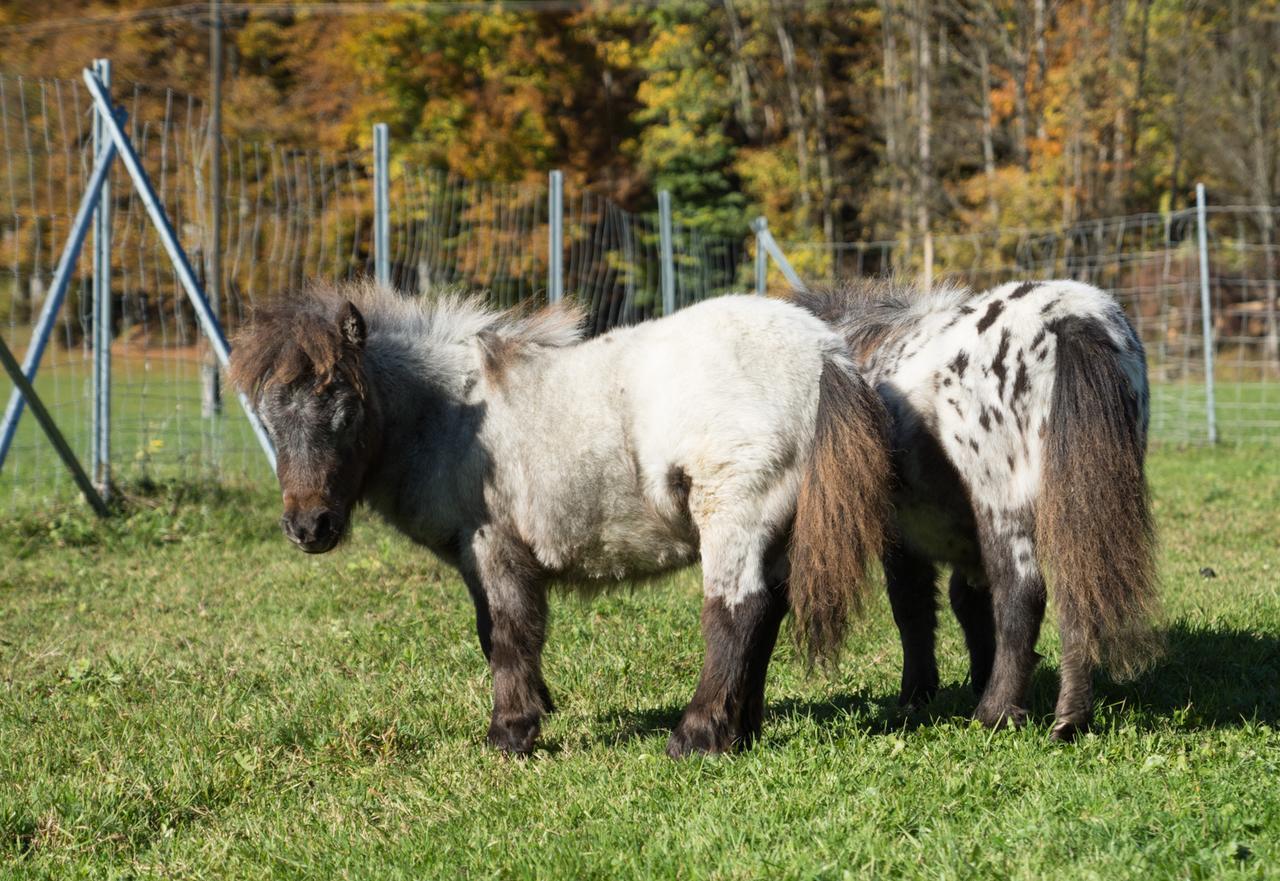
left=666, top=718, right=735, bottom=758
left=975, top=704, right=1027, bottom=730
left=1050, top=719, right=1088, bottom=742
left=897, top=680, right=939, bottom=709
left=487, top=716, right=540, bottom=756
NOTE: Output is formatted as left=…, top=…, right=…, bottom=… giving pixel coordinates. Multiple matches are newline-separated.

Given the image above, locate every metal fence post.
left=373, top=123, right=390, bottom=288
left=752, top=217, right=768, bottom=296
left=658, top=189, right=675, bottom=315
left=0, top=136, right=117, bottom=472
left=91, top=58, right=112, bottom=497
left=0, top=336, right=108, bottom=517
left=754, top=220, right=806, bottom=292
left=1195, top=182, right=1218, bottom=444
left=548, top=170, right=563, bottom=304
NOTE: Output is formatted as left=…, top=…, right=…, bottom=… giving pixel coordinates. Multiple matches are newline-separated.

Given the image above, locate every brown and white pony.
left=796, top=279, right=1160, bottom=740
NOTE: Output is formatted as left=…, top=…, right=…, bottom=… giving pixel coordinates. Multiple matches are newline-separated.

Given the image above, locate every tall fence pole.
left=203, top=0, right=224, bottom=419
left=0, top=135, right=118, bottom=472
left=373, top=123, right=390, bottom=288
left=752, top=217, right=768, bottom=296
left=658, top=189, right=675, bottom=316
left=91, top=58, right=112, bottom=498
left=547, top=170, right=563, bottom=304
left=1195, top=182, right=1218, bottom=444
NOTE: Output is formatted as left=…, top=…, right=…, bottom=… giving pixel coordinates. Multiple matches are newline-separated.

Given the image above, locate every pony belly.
left=552, top=521, right=699, bottom=583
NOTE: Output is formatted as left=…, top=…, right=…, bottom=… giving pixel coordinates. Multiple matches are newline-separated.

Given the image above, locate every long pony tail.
left=1036, top=316, right=1162, bottom=680
left=788, top=359, right=893, bottom=665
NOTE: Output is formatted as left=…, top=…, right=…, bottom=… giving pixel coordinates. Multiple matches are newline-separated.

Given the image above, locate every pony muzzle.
left=281, top=506, right=345, bottom=554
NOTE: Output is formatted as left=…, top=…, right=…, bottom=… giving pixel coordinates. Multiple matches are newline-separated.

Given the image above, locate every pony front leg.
left=884, top=543, right=940, bottom=708
left=463, top=529, right=552, bottom=756
left=948, top=570, right=996, bottom=696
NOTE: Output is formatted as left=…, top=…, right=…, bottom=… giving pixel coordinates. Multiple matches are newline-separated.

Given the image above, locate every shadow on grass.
left=1096, top=621, right=1280, bottom=728
left=597, top=621, right=1279, bottom=746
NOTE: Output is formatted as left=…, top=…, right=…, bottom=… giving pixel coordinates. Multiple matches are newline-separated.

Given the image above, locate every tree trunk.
left=723, top=0, right=759, bottom=141
left=772, top=5, right=813, bottom=222
left=978, top=41, right=998, bottom=225
left=915, top=0, right=933, bottom=289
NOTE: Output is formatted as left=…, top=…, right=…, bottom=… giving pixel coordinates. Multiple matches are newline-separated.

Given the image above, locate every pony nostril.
left=314, top=511, right=334, bottom=540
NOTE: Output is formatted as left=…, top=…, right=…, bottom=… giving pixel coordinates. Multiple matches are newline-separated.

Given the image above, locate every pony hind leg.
left=948, top=570, right=996, bottom=697
left=667, top=586, right=787, bottom=757
left=463, top=529, right=553, bottom=756
left=736, top=550, right=792, bottom=748
left=1051, top=607, right=1094, bottom=741
left=884, top=543, right=940, bottom=708
left=973, top=513, right=1047, bottom=730
left=668, top=526, right=783, bottom=757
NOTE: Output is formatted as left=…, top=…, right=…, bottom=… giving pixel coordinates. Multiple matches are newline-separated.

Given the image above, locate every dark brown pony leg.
left=884, top=543, right=940, bottom=708
left=667, top=583, right=787, bottom=758
left=1051, top=612, right=1094, bottom=741
left=974, top=517, right=1046, bottom=729
left=465, top=531, right=553, bottom=756
left=948, top=570, right=996, bottom=697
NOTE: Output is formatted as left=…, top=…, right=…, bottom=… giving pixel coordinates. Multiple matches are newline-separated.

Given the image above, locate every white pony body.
left=233, top=282, right=891, bottom=756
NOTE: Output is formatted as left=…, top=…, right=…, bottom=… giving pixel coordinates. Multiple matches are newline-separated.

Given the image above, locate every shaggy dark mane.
left=229, top=295, right=363, bottom=401
left=788, top=277, right=971, bottom=360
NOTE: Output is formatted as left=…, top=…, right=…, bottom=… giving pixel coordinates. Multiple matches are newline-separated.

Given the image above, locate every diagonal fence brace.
left=752, top=217, right=807, bottom=293
left=0, top=134, right=119, bottom=472
left=81, top=66, right=277, bottom=473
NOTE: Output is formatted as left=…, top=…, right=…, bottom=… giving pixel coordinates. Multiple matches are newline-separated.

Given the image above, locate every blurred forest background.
left=2, top=0, right=1277, bottom=246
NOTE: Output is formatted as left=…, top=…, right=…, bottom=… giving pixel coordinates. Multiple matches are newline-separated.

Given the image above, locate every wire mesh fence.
left=0, top=70, right=755, bottom=511
left=784, top=207, right=1280, bottom=445
left=2, top=65, right=1276, bottom=514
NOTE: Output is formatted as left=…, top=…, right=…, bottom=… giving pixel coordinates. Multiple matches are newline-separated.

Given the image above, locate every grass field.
left=1, top=446, right=1278, bottom=879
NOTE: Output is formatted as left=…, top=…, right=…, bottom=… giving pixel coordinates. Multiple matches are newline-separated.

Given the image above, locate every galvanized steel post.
left=0, top=136, right=118, bottom=472
left=1195, top=182, right=1218, bottom=444
left=548, top=170, right=563, bottom=303
left=658, top=189, right=675, bottom=315
left=91, top=58, right=113, bottom=496
left=373, top=123, right=390, bottom=288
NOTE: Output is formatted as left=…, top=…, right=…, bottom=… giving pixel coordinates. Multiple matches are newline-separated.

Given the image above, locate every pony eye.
left=332, top=405, right=357, bottom=433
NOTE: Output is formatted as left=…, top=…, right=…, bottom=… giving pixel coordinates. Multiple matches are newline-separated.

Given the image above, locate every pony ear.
left=337, top=301, right=366, bottom=349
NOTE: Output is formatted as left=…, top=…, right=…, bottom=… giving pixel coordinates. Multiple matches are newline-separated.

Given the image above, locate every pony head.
left=230, top=296, right=378, bottom=554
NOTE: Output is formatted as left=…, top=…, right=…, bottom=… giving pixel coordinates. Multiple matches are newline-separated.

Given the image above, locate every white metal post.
left=0, top=136, right=117, bottom=472
left=1195, top=182, right=1218, bottom=444
left=373, top=123, right=390, bottom=288
left=658, top=189, right=675, bottom=315
left=548, top=170, right=563, bottom=303
left=91, top=58, right=112, bottom=497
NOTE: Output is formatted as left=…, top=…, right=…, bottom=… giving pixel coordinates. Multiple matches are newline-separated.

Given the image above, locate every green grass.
left=1, top=448, right=1278, bottom=879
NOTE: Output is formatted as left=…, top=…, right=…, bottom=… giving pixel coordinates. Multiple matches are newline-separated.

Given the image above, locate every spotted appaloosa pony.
left=795, top=279, right=1160, bottom=740
left=230, top=280, right=891, bottom=757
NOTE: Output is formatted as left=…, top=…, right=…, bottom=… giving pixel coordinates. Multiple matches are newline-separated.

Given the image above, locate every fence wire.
left=785, top=208, right=1280, bottom=445
left=0, top=72, right=755, bottom=510
left=2, top=68, right=1275, bottom=512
